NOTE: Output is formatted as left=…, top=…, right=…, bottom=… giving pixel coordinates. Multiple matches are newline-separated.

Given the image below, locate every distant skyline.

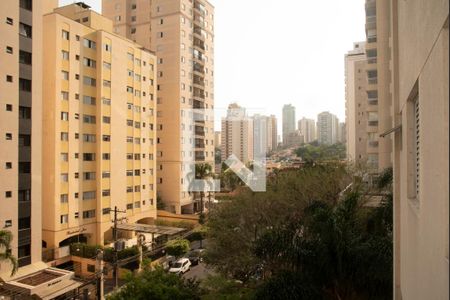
left=59, top=0, right=366, bottom=133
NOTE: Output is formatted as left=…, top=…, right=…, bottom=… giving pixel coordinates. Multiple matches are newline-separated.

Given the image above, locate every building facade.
left=269, top=115, right=278, bottom=151
left=297, top=117, right=316, bottom=144
left=284, top=130, right=304, bottom=148
left=221, top=103, right=253, bottom=164
left=41, top=3, right=157, bottom=249
left=282, top=104, right=295, bottom=146
left=0, top=0, right=57, bottom=274
left=103, top=0, right=215, bottom=214
left=317, top=111, right=339, bottom=145
left=388, top=0, right=449, bottom=299
left=253, top=114, right=274, bottom=157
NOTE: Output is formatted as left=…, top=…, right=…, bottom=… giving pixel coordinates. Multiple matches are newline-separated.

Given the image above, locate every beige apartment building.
left=41, top=3, right=157, bottom=249
left=387, top=0, right=449, bottom=299
left=345, top=42, right=375, bottom=164
left=317, top=111, right=339, bottom=145
left=253, top=114, right=274, bottom=157
left=0, top=0, right=57, bottom=275
left=221, top=103, right=253, bottom=164
left=282, top=104, right=296, bottom=146
left=102, top=0, right=215, bottom=214
left=298, top=117, right=316, bottom=144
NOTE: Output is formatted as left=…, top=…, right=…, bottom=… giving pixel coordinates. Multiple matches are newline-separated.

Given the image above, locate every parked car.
left=161, top=255, right=177, bottom=271
left=168, top=258, right=191, bottom=275
left=186, top=249, right=205, bottom=266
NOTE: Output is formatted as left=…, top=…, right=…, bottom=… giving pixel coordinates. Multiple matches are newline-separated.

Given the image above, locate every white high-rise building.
left=317, top=112, right=339, bottom=145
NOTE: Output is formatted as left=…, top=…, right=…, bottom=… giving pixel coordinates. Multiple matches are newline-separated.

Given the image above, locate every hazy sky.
left=59, top=0, right=366, bottom=133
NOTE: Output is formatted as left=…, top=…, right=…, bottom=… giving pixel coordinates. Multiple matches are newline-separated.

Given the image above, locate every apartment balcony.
left=193, top=100, right=205, bottom=109
left=194, top=1, right=206, bottom=16
left=367, top=35, right=377, bottom=43
left=194, top=37, right=206, bottom=51
left=194, top=26, right=207, bottom=41
left=195, top=126, right=205, bottom=136
left=193, top=76, right=205, bottom=87
left=368, top=120, right=379, bottom=127
left=368, top=77, right=378, bottom=84
left=195, top=151, right=205, bottom=161
left=368, top=98, right=378, bottom=105
left=193, top=62, right=205, bottom=75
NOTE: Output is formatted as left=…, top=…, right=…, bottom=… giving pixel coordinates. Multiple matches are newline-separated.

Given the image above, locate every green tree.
left=189, top=225, right=207, bottom=249
left=205, top=164, right=350, bottom=281
left=0, top=230, right=18, bottom=276
left=107, top=267, right=200, bottom=300
left=165, top=238, right=190, bottom=258
left=188, top=163, right=214, bottom=213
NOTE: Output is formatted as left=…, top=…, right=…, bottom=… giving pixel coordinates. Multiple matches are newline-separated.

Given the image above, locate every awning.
left=36, top=278, right=82, bottom=300
left=0, top=261, right=48, bottom=282
left=379, top=124, right=402, bottom=138
left=116, top=223, right=186, bottom=235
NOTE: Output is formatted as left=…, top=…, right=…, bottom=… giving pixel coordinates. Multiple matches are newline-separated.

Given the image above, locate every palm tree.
left=0, top=230, right=18, bottom=276
left=188, top=163, right=213, bottom=213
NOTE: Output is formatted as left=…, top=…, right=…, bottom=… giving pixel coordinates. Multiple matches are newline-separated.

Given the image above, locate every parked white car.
left=168, top=258, right=191, bottom=275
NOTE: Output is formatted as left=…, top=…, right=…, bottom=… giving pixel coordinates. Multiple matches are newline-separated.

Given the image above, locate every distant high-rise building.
left=214, top=131, right=221, bottom=148
left=338, top=122, right=346, bottom=143
left=103, top=0, right=215, bottom=214
left=41, top=3, right=158, bottom=249
left=345, top=42, right=371, bottom=162
left=221, top=104, right=253, bottom=164
left=282, top=104, right=296, bottom=145
left=298, top=117, right=316, bottom=144
left=253, top=114, right=274, bottom=157
left=317, top=112, right=339, bottom=145
left=269, top=115, right=278, bottom=150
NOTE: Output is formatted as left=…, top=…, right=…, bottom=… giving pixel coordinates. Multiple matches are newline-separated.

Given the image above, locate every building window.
left=103, top=61, right=111, bottom=69
left=18, top=189, right=30, bottom=202
left=61, top=173, right=68, bottom=182
left=83, top=153, right=95, bottom=161
left=20, top=0, right=33, bottom=11
left=127, top=203, right=133, bottom=209
left=19, top=106, right=31, bottom=119
left=62, top=30, right=69, bottom=40
left=6, top=46, right=13, bottom=54
left=19, top=50, right=32, bottom=65
left=5, top=162, right=12, bottom=169
left=61, top=91, right=69, bottom=100
left=83, top=134, right=96, bottom=143
left=103, top=135, right=111, bottom=142
left=83, top=76, right=96, bottom=86
left=83, top=114, right=96, bottom=124
left=60, top=215, right=69, bottom=224
left=60, top=132, right=69, bottom=141
left=61, top=153, right=68, bottom=161
left=61, top=112, right=69, bottom=121
left=83, top=210, right=95, bottom=219
left=83, top=57, right=96, bottom=68
left=102, top=171, right=110, bottom=178
left=61, top=71, right=69, bottom=80
left=103, top=80, right=111, bottom=87
left=102, top=116, right=110, bottom=124
left=60, top=194, right=69, bottom=203
left=102, top=208, right=111, bottom=215
left=83, top=191, right=96, bottom=200
left=19, top=78, right=31, bottom=91
left=83, top=96, right=96, bottom=105
left=102, top=153, right=110, bottom=160
left=83, top=39, right=96, bottom=49
left=83, top=172, right=96, bottom=180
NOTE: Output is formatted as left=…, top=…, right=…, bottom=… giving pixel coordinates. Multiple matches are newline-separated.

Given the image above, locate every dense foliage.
left=205, top=165, right=393, bottom=299
left=107, top=267, right=200, bottom=300
left=165, top=238, right=191, bottom=258
left=0, top=230, right=17, bottom=276
left=295, top=142, right=346, bottom=163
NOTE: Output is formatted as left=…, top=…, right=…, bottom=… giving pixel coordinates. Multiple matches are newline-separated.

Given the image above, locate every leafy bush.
left=165, top=239, right=190, bottom=258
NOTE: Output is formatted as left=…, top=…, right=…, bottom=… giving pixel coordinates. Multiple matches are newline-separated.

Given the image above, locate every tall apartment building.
left=345, top=42, right=373, bottom=163
left=221, top=103, right=253, bottom=164
left=297, top=117, right=316, bottom=144
left=0, top=0, right=57, bottom=274
left=386, top=0, right=448, bottom=299
left=338, top=122, right=346, bottom=143
left=253, top=114, right=274, bottom=157
left=102, top=0, right=215, bottom=215
left=214, top=131, right=221, bottom=148
left=282, top=104, right=295, bottom=145
left=364, top=0, right=392, bottom=171
left=41, top=3, right=157, bottom=249
left=269, top=115, right=278, bottom=150
left=317, top=111, right=339, bottom=145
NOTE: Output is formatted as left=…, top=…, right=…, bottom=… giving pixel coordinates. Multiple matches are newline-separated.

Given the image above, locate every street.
left=183, top=261, right=215, bottom=280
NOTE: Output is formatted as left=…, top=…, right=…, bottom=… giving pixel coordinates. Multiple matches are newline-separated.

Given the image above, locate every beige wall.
left=391, top=0, right=449, bottom=298
left=103, top=0, right=215, bottom=214
left=42, top=6, right=157, bottom=249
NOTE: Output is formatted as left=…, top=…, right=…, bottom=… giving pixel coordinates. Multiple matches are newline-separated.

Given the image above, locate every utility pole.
left=96, top=249, right=104, bottom=300
left=111, top=206, right=126, bottom=290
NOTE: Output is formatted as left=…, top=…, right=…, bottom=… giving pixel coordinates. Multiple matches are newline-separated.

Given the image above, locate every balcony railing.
left=368, top=77, right=378, bottom=84
left=368, top=120, right=379, bottom=126
left=368, top=98, right=378, bottom=105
